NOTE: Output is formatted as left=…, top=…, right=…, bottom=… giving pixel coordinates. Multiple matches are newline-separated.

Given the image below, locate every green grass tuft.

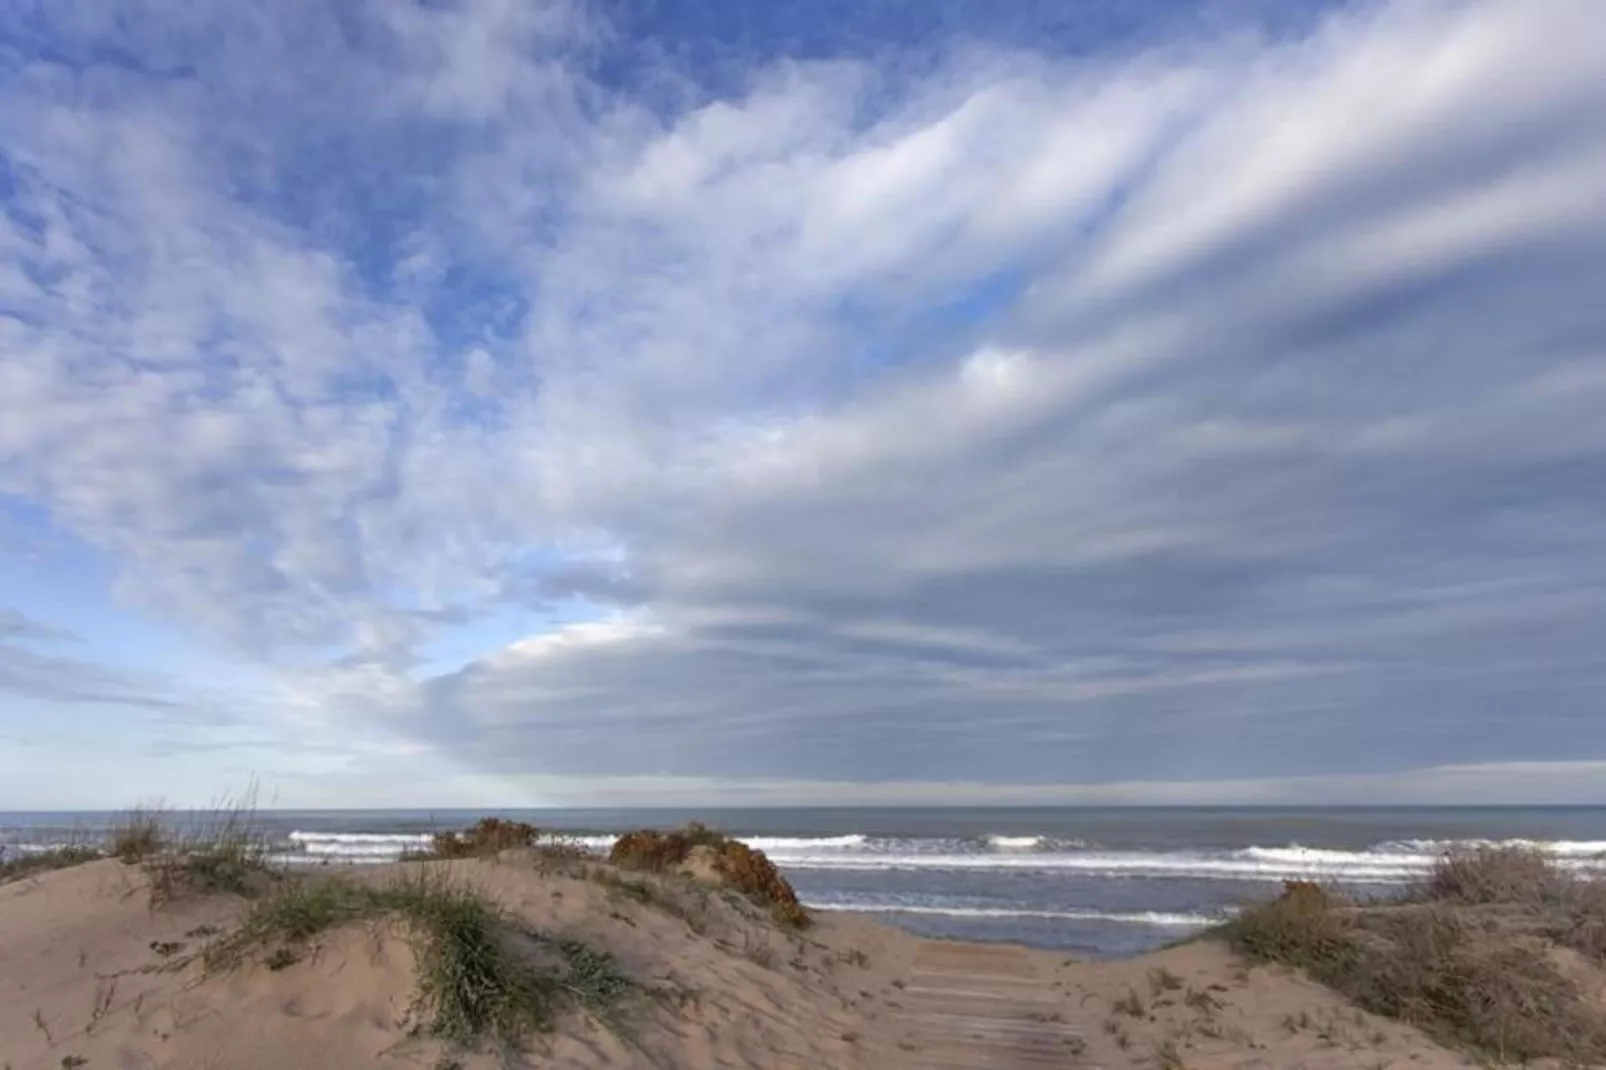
left=206, top=868, right=637, bottom=1050
left=205, top=878, right=372, bottom=969
left=398, top=873, right=563, bottom=1041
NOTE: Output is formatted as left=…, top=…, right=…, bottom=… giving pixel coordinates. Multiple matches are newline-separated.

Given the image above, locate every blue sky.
left=3, top=0, right=1606, bottom=808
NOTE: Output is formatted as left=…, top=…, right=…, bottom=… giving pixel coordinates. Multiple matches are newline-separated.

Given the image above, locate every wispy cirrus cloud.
left=0, top=607, right=189, bottom=710
left=2, top=0, right=1605, bottom=802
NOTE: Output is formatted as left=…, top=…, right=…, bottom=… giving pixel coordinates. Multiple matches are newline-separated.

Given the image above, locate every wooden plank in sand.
left=886, top=942, right=1097, bottom=1069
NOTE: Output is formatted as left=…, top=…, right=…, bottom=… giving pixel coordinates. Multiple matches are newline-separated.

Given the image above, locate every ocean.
left=6, top=806, right=1606, bottom=958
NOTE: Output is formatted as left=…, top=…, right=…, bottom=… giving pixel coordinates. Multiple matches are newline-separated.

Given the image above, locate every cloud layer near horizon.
left=3, top=0, right=1606, bottom=802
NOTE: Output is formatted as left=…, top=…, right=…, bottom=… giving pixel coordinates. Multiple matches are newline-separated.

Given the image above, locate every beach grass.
left=1222, top=848, right=1606, bottom=1065
left=108, top=805, right=168, bottom=863
left=0, top=844, right=103, bottom=885
left=206, top=867, right=638, bottom=1046
left=3, top=795, right=269, bottom=891
left=145, top=789, right=277, bottom=904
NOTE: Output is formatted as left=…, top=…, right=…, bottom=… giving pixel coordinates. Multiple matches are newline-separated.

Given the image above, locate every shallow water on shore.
left=6, top=805, right=1606, bottom=956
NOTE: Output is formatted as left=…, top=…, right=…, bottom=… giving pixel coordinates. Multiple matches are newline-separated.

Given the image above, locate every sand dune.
left=1, top=853, right=1478, bottom=1069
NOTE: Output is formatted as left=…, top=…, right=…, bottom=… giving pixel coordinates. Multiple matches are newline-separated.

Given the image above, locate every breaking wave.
left=7, top=825, right=1597, bottom=884
left=806, top=902, right=1221, bottom=926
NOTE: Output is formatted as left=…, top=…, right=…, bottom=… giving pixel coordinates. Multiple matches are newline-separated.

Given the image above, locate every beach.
left=9, top=808, right=1606, bottom=1067
left=0, top=845, right=1486, bottom=1070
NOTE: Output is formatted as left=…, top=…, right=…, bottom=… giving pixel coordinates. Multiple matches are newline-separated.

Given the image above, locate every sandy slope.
left=1055, top=942, right=1483, bottom=1070
left=0, top=856, right=1478, bottom=1069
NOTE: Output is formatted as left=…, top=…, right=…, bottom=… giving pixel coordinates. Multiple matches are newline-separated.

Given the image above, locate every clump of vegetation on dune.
left=0, top=844, right=102, bottom=885
left=609, top=822, right=810, bottom=929
left=427, top=817, right=543, bottom=857
left=2, top=801, right=224, bottom=888
left=1419, top=844, right=1569, bottom=907
left=145, top=793, right=277, bottom=904
left=207, top=868, right=639, bottom=1048
left=1222, top=848, right=1606, bottom=1065
left=108, top=805, right=168, bottom=862
left=409, top=817, right=591, bottom=868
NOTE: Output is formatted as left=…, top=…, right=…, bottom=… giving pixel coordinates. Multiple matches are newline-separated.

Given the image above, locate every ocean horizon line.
left=7, top=802, right=1606, bottom=815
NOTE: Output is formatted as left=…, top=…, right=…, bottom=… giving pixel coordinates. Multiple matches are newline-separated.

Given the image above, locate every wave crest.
left=986, top=835, right=1044, bottom=849
left=806, top=902, right=1220, bottom=926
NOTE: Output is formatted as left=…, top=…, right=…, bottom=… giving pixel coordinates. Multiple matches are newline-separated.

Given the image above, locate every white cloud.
left=96, top=760, right=1606, bottom=811
left=2, top=0, right=1605, bottom=797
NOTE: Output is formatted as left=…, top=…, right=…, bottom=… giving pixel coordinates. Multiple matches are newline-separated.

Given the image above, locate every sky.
left=2, top=0, right=1605, bottom=809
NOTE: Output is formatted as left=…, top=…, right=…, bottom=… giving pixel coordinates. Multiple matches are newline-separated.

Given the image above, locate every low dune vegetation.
left=0, top=802, right=253, bottom=889
left=0, top=843, right=101, bottom=884
left=145, top=807, right=281, bottom=905
left=1221, top=846, right=1606, bottom=1065
left=1, top=819, right=891, bottom=1070
left=609, top=822, right=811, bottom=928
left=107, top=806, right=167, bottom=862
left=3, top=809, right=846, bottom=1066
left=205, top=867, right=642, bottom=1047
left=4, top=807, right=675, bottom=1056
left=410, top=817, right=592, bottom=869
left=425, top=817, right=543, bottom=858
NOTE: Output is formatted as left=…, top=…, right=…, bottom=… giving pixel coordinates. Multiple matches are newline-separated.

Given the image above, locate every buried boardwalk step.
left=885, top=942, right=1096, bottom=1069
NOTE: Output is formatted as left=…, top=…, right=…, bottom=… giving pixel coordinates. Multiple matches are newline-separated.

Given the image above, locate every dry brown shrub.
left=608, top=824, right=809, bottom=928
left=1281, top=879, right=1329, bottom=908
left=608, top=829, right=692, bottom=873
left=1556, top=879, right=1606, bottom=961
left=1224, top=869, right=1606, bottom=1065
left=1352, top=907, right=1605, bottom=1064
left=712, top=839, right=809, bottom=928
left=430, top=818, right=542, bottom=859
left=1228, top=882, right=1358, bottom=972
left=109, top=807, right=167, bottom=862
left=1418, top=846, right=1561, bottom=907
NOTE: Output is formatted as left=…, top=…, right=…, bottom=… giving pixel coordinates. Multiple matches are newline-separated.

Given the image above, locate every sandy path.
left=885, top=941, right=1093, bottom=1069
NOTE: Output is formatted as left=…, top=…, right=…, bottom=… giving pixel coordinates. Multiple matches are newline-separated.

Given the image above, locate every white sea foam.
left=774, top=852, right=1423, bottom=880
left=156, top=830, right=1606, bottom=881
left=288, top=832, right=434, bottom=845
left=986, top=835, right=1043, bottom=849
left=740, top=834, right=869, bottom=852
left=806, top=902, right=1220, bottom=926
left=278, top=830, right=869, bottom=861
left=775, top=842, right=1606, bottom=881
left=287, top=831, right=433, bottom=858
left=1384, top=838, right=1606, bottom=858
left=1, top=841, right=83, bottom=855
